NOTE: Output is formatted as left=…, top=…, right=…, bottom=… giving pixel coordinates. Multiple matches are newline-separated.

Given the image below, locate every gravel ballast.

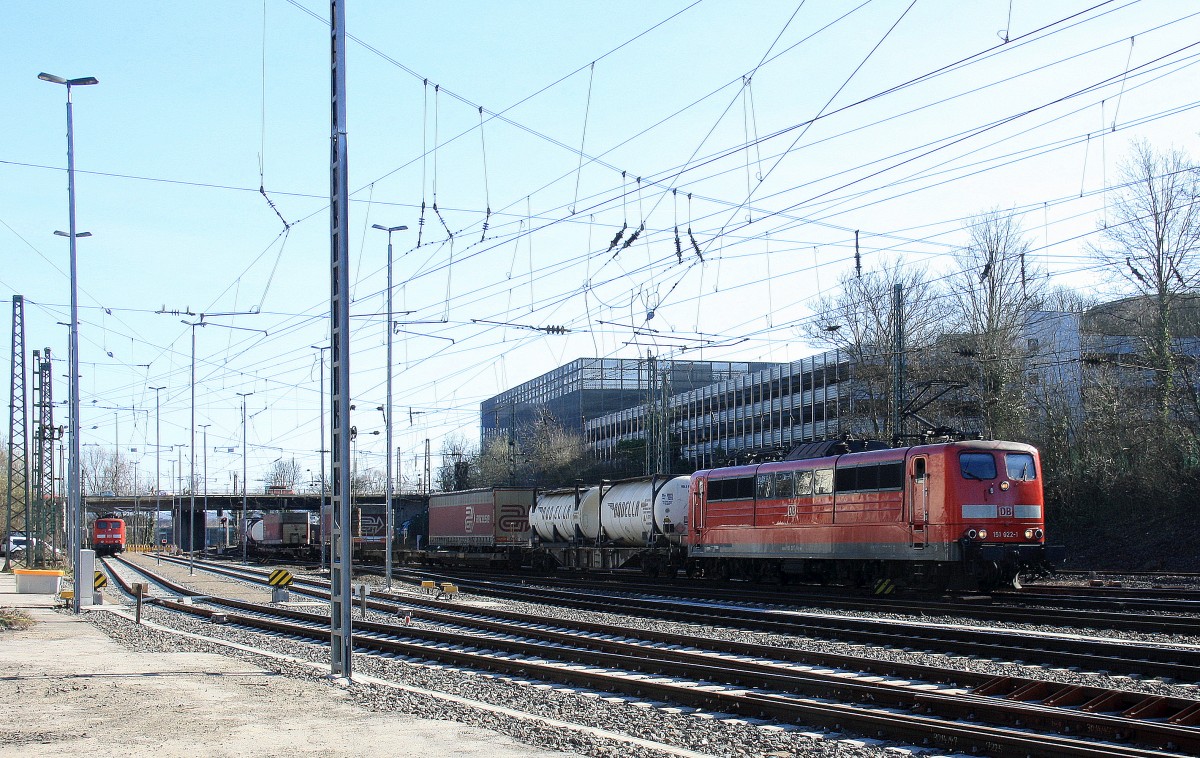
left=94, top=555, right=1200, bottom=756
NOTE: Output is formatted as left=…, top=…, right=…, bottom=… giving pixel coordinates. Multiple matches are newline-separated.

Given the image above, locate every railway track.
left=197, top=556, right=1200, bottom=680
left=300, top=559, right=1200, bottom=634
left=104, top=555, right=1200, bottom=757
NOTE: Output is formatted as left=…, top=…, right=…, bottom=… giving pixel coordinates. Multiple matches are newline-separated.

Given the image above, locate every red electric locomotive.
left=688, top=439, right=1060, bottom=590
left=91, top=515, right=127, bottom=556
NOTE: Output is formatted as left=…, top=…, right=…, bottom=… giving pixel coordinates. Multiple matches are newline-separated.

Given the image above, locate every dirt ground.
left=0, top=574, right=578, bottom=758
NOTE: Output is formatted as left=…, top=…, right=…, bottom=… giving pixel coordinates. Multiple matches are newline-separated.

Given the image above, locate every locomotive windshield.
left=959, top=452, right=997, bottom=480
left=1005, top=453, right=1037, bottom=481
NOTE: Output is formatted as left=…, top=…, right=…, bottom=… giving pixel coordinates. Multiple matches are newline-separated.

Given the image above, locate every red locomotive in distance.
left=91, top=515, right=127, bottom=556
left=688, top=439, right=1061, bottom=591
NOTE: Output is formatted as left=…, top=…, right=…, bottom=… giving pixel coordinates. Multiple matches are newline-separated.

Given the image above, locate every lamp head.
left=39, top=72, right=99, bottom=86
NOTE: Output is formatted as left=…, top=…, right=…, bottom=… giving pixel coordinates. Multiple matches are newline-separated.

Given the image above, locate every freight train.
left=245, top=502, right=427, bottom=561
left=239, top=438, right=1062, bottom=591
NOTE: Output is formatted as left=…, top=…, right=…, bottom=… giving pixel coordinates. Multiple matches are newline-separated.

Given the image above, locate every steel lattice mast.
left=328, top=0, right=354, bottom=679
left=4, top=296, right=29, bottom=572
left=31, top=349, right=58, bottom=567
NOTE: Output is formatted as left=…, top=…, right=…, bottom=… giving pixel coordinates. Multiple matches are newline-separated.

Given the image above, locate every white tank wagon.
left=598, top=475, right=691, bottom=546
left=530, top=475, right=691, bottom=575
left=530, top=487, right=599, bottom=543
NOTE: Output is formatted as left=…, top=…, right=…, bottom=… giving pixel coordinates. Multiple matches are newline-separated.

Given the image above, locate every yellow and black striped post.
left=268, top=569, right=293, bottom=602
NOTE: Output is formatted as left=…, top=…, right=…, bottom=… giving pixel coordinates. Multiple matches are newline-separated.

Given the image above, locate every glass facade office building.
left=480, top=358, right=779, bottom=450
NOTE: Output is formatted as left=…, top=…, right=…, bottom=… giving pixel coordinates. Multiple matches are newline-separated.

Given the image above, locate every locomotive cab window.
left=1005, top=453, right=1037, bottom=481
left=959, top=452, right=997, bottom=480
left=913, top=457, right=926, bottom=481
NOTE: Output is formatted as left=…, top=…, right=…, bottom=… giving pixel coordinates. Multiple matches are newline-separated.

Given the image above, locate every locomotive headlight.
left=967, top=529, right=978, bottom=539
left=1024, top=528, right=1034, bottom=540
left=978, top=529, right=988, bottom=539
left=1000, top=481, right=1010, bottom=491
left=1034, top=528, right=1044, bottom=540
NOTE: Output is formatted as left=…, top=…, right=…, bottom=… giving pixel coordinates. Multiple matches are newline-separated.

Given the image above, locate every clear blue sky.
left=4, top=1, right=1199, bottom=493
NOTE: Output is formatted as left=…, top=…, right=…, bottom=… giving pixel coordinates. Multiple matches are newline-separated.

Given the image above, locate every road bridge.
left=83, top=493, right=427, bottom=515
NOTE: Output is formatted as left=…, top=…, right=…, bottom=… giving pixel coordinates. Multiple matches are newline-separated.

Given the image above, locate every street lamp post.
left=112, top=411, right=119, bottom=493
left=311, top=345, right=330, bottom=572
left=237, top=392, right=253, bottom=564
left=150, top=386, right=165, bottom=548
left=371, top=223, right=407, bottom=588
left=200, top=423, right=210, bottom=568
left=40, top=71, right=98, bottom=614
left=186, top=321, right=200, bottom=564
left=182, top=318, right=262, bottom=565
left=168, top=457, right=175, bottom=544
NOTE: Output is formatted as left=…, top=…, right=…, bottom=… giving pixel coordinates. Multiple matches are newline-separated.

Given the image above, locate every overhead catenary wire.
left=14, top=2, right=1199, bottom=475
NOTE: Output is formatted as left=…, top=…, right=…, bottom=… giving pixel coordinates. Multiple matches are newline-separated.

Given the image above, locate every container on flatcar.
left=598, top=476, right=691, bottom=546
left=260, top=512, right=311, bottom=546
left=319, top=505, right=388, bottom=546
left=91, top=516, right=126, bottom=556
left=428, top=487, right=535, bottom=548
left=246, top=517, right=265, bottom=543
left=531, top=487, right=598, bottom=543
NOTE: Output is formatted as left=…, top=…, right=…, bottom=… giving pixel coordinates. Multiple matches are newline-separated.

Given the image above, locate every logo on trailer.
left=497, top=504, right=529, bottom=533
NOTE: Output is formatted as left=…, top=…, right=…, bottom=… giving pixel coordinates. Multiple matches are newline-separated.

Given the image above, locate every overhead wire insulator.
left=417, top=201, right=427, bottom=247
left=621, top=222, right=645, bottom=251
left=607, top=222, right=628, bottom=255
left=434, top=202, right=453, bottom=238
left=480, top=207, right=491, bottom=243
left=855, top=229, right=861, bottom=278
left=674, top=226, right=683, bottom=264
left=688, top=228, right=703, bottom=261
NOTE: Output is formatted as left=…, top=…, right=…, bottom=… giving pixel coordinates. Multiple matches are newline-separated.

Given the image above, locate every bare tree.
left=80, top=446, right=135, bottom=495
left=436, top=435, right=476, bottom=492
left=475, top=436, right=517, bottom=488
left=946, top=210, right=1044, bottom=440
left=265, top=458, right=300, bottom=492
left=1093, top=140, right=1200, bottom=425
left=802, top=258, right=947, bottom=439
left=524, top=406, right=587, bottom=487
left=352, top=466, right=385, bottom=495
